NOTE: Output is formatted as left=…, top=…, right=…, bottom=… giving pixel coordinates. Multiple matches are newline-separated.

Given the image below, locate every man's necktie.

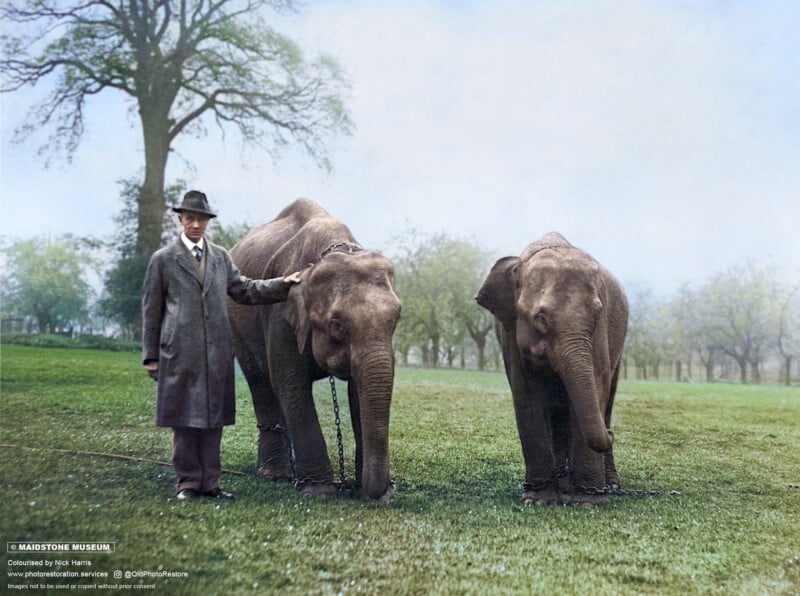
left=193, top=246, right=202, bottom=262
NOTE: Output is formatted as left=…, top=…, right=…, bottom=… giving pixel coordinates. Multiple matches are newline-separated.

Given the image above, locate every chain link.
left=523, top=481, right=681, bottom=498
left=606, top=487, right=681, bottom=497
left=329, top=376, right=347, bottom=486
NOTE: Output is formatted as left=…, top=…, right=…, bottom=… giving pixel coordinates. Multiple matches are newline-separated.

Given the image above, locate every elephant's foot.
left=556, top=474, right=572, bottom=495
left=604, top=456, right=620, bottom=490
left=522, top=482, right=562, bottom=506
left=605, top=469, right=620, bottom=491
left=353, top=482, right=394, bottom=507
left=256, top=464, right=292, bottom=482
left=257, top=426, right=292, bottom=482
left=569, top=487, right=609, bottom=507
left=298, top=482, right=337, bottom=500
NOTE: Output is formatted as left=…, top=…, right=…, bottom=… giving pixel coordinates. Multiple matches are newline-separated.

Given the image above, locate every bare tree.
left=465, top=314, right=494, bottom=372
left=392, top=231, right=493, bottom=369
left=1, top=0, right=352, bottom=259
left=776, top=282, right=800, bottom=386
left=623, top=282, right=658, bottom=380
left=697, top=263, right=778, bottom=384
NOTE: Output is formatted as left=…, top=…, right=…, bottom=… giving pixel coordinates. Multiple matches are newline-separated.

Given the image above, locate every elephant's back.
left=231, top=199, right=328, bottom=277
left=231, top=198, right=357, bottom=278
left=274, top=198, right=331, bottom=222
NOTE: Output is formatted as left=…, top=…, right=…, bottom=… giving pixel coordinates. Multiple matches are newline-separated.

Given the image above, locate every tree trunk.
left=431, top=334, right=440, bottom=368
left=735, top=357, right=747, bottom=384
left=136, top=106, right=172, bottom=258
left=750, top=361, right=761, bottom=384
left=474, top=336, right=486, bottom=371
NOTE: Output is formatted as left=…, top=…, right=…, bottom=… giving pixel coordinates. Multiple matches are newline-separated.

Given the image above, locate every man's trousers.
left=171, top=427, right=223, bottom=494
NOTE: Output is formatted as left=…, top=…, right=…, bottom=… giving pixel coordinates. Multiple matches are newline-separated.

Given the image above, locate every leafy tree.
left=696, top=263, right=778, bottom=384
left=677, top=284, right=719, bottom=382
left=392, top=231, right=492, bottom=369
left=97, top=177, right=249, bottom=339
left=97, top=178, right=184, bottom=339
left=623, top=283, right=657, bottom=379
left=666, top=284, right=696, bottom=381
left=1, top=235, right=97, bottom=334
left=465, top=311, right=496, bottom=372
left=392, top=231, right=448, bottom=368
left=1, top=0, right=352, bottom=261
left=776, top=282, right=800, bottom=386
left=208, top=219, right=252, bottom=250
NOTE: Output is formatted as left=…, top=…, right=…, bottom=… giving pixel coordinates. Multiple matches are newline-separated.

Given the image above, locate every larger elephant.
left=476, top=232, right=628, bottom=505
left=228, top=199, right=401, bottom=504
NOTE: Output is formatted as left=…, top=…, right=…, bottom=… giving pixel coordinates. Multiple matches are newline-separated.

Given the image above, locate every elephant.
left=476, top=232, right=628, bottom=506
left=228, top=199, right=401, bottom=504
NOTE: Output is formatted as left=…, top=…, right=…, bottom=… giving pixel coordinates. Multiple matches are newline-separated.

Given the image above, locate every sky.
left=1, top=0, right=799, bottom=295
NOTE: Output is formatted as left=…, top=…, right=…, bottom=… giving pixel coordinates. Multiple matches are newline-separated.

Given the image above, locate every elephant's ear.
left=476, top=256, right=519, bottom=329
left=284, top=269, right=313, bottom=353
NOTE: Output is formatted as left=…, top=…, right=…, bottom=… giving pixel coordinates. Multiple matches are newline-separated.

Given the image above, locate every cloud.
left=2, top=1, right=798, bottom=294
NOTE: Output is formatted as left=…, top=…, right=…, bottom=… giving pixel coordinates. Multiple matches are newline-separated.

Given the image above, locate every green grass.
left=1, top=346, right=799, bottom=595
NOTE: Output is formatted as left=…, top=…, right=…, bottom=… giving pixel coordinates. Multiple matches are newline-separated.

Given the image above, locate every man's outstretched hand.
left=283, top=271, right=303, bottom=284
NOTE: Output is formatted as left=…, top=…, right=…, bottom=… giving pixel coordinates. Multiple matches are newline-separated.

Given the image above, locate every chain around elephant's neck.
left=319, top=241, right=364, bottom=259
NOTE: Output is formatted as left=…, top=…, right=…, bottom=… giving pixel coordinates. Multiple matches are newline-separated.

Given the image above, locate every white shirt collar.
left=180, top=233, right=205, bottom=252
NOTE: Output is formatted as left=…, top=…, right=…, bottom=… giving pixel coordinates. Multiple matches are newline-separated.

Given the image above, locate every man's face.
left=179, top=212, right=209, bottom=243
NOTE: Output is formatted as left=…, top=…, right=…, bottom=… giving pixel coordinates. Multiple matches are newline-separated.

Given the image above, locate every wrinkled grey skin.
left=228, top=199, right=401, bottom=505
left=476, top=232, right=628, bottom=506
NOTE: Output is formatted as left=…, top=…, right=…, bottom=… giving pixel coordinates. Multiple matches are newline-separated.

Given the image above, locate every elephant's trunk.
left=556, top=342, right=613, bottom=453
left=352, top=348, right=394, bottom=501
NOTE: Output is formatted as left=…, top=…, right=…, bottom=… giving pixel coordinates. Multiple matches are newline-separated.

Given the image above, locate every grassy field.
left=1, top=345, right=799, bottom=595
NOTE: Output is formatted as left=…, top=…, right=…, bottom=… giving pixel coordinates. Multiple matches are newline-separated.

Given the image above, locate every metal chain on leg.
left=329, top=376, right=347, bottom=488
left=284, top=427, right=296, bottom=483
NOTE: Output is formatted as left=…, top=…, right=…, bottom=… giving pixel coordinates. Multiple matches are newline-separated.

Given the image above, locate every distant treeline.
left=2, top=232, right=798, bottom=385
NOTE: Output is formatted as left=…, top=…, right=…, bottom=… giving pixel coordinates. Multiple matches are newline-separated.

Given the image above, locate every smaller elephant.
left=476, top=232, right=628, bottom=505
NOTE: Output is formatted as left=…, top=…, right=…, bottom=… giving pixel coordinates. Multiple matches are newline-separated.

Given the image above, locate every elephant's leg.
left=603, top=450, right=619, bottom=492
left=549, top=386, right=572, bottom=493
left=510, top=368, right=561, bottom=505
left=253, top=380, right=293, bottom=481
left=286, top=394, right=336, bottom=499
left=603, top=365, right=621, bottom=490
left=234, top=331, right=292, bottom=481
left=268, top=324, right=335, bottom=499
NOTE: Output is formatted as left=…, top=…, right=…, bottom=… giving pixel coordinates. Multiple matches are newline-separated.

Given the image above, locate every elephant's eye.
left=329, top=319, right=347, bottom=342
left=533, top=313, right=548, bottom=335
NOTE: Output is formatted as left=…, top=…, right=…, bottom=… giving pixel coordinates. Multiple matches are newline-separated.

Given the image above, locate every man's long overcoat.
left=142, top=238, right=289, bottom=428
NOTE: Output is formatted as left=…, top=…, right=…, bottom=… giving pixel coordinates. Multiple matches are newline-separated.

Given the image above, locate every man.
left=142, top=190, right=300, bottom=501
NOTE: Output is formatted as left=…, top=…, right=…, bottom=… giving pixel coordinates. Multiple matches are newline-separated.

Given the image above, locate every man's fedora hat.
left=173, top=190, right=217, bottom=218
